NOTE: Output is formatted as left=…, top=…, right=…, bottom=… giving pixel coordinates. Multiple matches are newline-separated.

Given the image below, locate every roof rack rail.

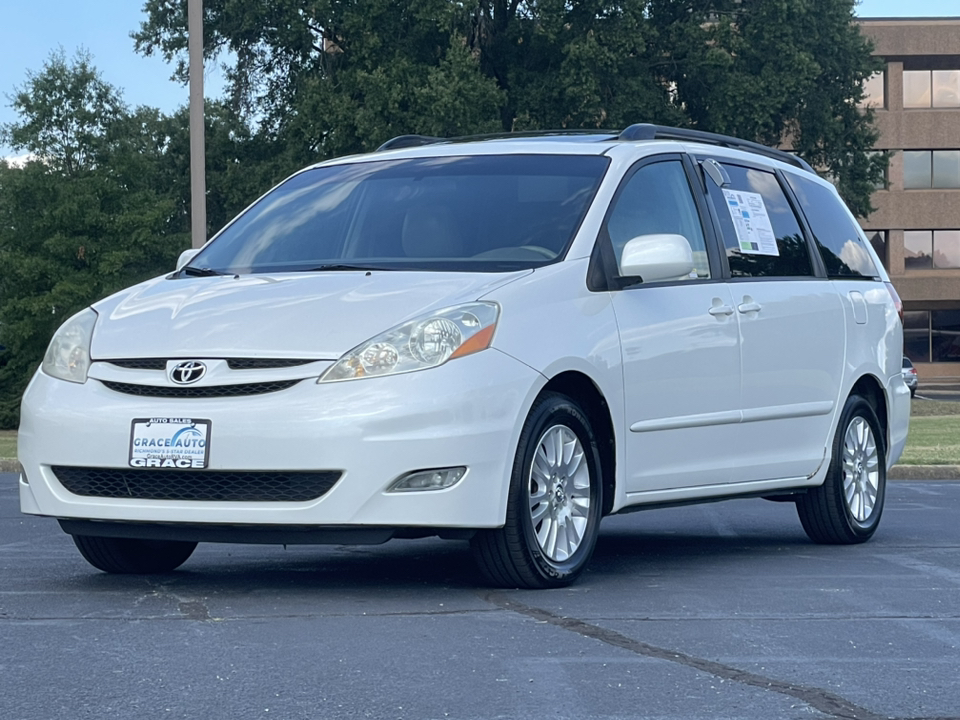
left=376, top=135, right=444, bottom=152
left=618, top=123, right=815, bottom=173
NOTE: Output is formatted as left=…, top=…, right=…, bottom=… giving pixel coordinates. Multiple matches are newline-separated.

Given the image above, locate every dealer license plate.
left=129, top=418, right=211, bottom=469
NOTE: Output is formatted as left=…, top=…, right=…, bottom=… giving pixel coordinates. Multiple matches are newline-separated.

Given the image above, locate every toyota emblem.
left=170, top=360, right=207, bottom=385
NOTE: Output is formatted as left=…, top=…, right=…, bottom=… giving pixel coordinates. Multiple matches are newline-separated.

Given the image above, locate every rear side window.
left=704, top=163, right=813, bottom=278
left=784, top=172, right=881, bottom=279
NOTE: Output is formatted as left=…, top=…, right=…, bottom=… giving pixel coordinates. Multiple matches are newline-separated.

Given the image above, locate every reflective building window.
left=932, top=151, right=960, bottom=188
left=933, top=310, right=960, bottom=362
left=866, top=230, right=887, bottom=269
left=903, top=70, right=931, bottom=108
left=903, top=69, right=960, bottom=108
left=859, top=72, right=885, bottom=109
left=904, top=231, right=933, bottom=269
left=934, top=230, right=960, bottom=269
left=932, top=70, right=960, bottom=108
left=903, top=151, right=932, bottom=189
left=903, top=151, right=960, bottom=189
left=904, top=311, right=930, bottom=362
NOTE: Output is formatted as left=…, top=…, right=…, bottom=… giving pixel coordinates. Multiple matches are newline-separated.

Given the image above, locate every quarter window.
left=784, top=173, right=880, bottom=279
left=704, top=163, right=813, bottom=278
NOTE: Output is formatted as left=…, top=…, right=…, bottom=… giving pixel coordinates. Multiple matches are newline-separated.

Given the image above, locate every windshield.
left=186, top=154, right=609, bottom=274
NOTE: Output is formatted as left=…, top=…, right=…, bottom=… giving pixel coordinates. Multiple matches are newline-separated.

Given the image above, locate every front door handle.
left=709, top=304, right=734, bottom=317
left=738, top=296, right=761, bottom=314
left=709, top=298, right=734, bottom=317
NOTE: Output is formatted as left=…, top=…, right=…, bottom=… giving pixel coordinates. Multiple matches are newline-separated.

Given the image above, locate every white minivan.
left=19, top=124, right=910, bottom=588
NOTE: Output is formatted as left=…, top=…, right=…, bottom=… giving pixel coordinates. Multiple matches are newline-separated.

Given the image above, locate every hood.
left=90, top=270, right=529, bottom=360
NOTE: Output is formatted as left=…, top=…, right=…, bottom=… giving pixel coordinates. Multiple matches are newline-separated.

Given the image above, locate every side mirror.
left=176, top=248, right=201, bottom=271
left=618, top=234, right=694, bottom=283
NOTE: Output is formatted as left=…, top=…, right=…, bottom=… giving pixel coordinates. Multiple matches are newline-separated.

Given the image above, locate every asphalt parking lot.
left=2, top=474, right=959, bottom=720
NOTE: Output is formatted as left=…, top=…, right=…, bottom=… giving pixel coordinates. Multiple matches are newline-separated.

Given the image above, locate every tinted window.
left=705, top=163, right=813, bottom=278
left=606, top=160, right=710, bottom=280
left=189, top=155, right=609, bottom=274
left=785, top=172, right=881, bottom=279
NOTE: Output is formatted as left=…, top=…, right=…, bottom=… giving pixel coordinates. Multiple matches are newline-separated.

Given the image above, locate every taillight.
left=885, top=282, right=903, bottom=323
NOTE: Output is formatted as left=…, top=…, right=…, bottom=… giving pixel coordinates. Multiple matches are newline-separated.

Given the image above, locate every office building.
left=858, top=17, right=960, bottom=377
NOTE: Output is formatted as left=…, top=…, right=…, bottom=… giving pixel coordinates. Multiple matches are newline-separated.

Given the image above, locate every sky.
left=1, top=0, right=958, bottom=155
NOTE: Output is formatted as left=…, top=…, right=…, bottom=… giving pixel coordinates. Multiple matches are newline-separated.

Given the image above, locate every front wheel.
left=72, top=535, right=197, bottom=574
left=471, top=392, right=604, bottom=588
left=796, top=395, right=886, bottom=544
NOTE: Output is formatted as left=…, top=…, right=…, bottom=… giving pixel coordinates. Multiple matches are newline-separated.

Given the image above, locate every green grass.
left=898, top=414, right=960, bottom=465
left=0, top=431, right=16, bottom=460
left=910, top=398, right=960, bottom=417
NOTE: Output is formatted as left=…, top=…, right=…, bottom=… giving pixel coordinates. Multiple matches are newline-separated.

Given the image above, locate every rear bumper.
left=886, top=372, right=911, bottom=469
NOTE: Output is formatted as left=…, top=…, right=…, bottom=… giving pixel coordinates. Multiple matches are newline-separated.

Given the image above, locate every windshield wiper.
left=306, top=263, right=397, bottom=272
left=180, top=266, right=227, bottom=277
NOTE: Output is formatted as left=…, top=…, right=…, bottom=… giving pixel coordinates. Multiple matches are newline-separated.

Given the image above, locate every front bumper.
left=19, top=349, right=542, bottom=529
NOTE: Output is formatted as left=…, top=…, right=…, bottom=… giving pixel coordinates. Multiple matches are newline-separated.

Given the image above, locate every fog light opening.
left=17, top=463, right=28, bottom=485
left=389, top=467, right=467, bottom=493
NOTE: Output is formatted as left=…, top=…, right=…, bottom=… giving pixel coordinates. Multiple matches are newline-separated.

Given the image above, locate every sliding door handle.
left=738, top=296, right=761, bottom=314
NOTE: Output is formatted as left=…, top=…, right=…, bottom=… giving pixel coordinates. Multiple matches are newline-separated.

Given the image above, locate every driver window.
left=607, top=160, right=710, bottom=280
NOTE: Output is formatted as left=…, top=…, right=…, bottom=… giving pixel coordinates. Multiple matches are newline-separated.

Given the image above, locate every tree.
left=135, top=0, right=884, bottom=214
left=0, top=53, right=190, bottom=427
left=2, top=49, right=126, bottom=176
left=643, top=0, right=885, bottom=217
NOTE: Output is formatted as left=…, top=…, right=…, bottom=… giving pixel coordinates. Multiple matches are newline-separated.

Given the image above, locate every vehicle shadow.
left=54, top=517, right=825, bottom=599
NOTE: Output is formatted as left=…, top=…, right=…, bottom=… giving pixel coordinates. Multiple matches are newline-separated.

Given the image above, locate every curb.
left=889, top=464, right=960, bottom=481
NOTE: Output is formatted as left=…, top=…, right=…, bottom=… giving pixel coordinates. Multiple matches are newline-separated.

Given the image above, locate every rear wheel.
left=797, top=395, right=885, bottom=544
left=471, top=392, right=603, bottom=588
left=72, top=535, right=197, bottom=574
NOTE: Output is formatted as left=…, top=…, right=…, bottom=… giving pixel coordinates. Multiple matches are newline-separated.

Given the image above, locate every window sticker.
left=722, top=189, right=779, bottom=256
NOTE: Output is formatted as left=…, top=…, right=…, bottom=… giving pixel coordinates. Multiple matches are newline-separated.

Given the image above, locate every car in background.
left=902, top=356, right=918, bottom=397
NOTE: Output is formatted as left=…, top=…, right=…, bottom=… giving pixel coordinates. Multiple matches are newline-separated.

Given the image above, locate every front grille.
left=53, top=466, right=342, bottom=502
left=105, top=358, right=316, bottom=371
left=100, top=379, right=301, bottom=398
left=227, top=358, right=315, bottom=370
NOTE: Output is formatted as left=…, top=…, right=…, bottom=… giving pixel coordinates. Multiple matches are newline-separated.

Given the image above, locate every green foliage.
left=0, top=51, right=286, bottom=427
left=135, top=0, right=884, bottom=214
left=0, top=54, right=192, bottom=427
left=644, top=0, right=886, bottom=216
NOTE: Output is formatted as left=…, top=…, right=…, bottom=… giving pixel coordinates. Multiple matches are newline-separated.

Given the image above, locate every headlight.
left=42, top=308, right=98, bottom=383
left=319, top=302, right=499, bottom=382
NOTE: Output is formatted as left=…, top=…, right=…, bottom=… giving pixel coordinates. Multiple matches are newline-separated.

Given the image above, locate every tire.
left=796, top=395, right=885, bottom=544
left=72, top=535, right=197, bottom=574
left=471, top=392, right=604, bottom=589
left=910, top=387, right=916, bottom=398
